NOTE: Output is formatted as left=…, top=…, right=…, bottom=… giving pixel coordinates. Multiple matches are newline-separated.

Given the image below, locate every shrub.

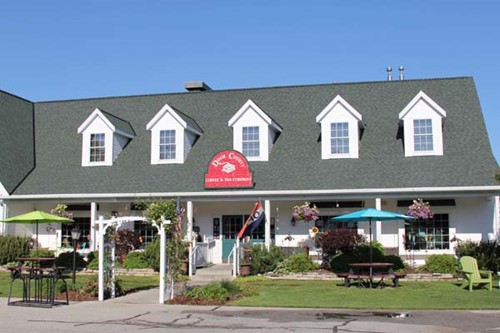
left=248, top=244, right=286, bottom=275
left=424, top=254, right=459, bottom=275
left=86, top=251, right=99, bottom=270
left=123, top=251, right=149, bottom=269
left=186, top=281, right=240, bottom=303
left=455, top=240, right=500, bottom=272
left=273, top=253, right=317, bottom=274
left=56, top=251, right=86, bottom=268
left=0, top=236, right=31, bottom=264
left=329, top=244, right=405, bottom=273
left=144, top=238, right=161, bottom=271
left=115, top=229, right=142, bottom=263
left=318, top=229, right=366, bottom=258
left=29, top=248, right=55, bottom=258
left=78, top=275, right=125, bottom=299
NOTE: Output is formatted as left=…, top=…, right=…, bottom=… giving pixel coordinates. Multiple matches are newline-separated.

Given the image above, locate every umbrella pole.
left=35, top=221, right=39, bottom=252
left=369, top=218, right=373, bottom=264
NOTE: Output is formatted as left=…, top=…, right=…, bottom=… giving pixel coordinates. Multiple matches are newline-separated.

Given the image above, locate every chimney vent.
left=185, top=81, right=212, bottom=92
left=399, top=66, right=405, bottom=80
left=387, top=66, right=393, bottom=81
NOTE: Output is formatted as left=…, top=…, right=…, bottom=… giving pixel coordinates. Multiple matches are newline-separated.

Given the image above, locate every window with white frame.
left=90, top=133, right=105, bottom=162
left=399, top=91, right=446, bottom=157
left=413, top=119, right=433, bottom=151
left=316, top=95, right=363, bottom=159
left=331, top=122, right=350, bottom=154
left=242, top=126, right=260, bottom=157
left=159, top=129, right=176, bottom=160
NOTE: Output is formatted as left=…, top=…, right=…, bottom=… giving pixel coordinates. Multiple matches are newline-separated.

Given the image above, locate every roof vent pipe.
left=387, top=67, right=393, bottom=81
left=399, top=65, right=405, bottom=80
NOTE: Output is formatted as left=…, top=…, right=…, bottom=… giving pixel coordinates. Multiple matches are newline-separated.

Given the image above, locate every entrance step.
left=187, top=264, right=235, bottom=287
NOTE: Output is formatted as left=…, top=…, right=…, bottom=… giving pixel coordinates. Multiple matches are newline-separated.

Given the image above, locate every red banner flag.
left=237, top=201, right=265, bottom=239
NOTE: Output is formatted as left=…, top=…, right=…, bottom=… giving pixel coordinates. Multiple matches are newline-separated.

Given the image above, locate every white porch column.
left=0, top=200, right=6, bottom=235
left=493, top=196, right=499, bottom=240
left=98, top=215, right=105, bottom=302
left=265, top=200, right=271, bottom=250
left=374, top=198, right=382, bottom=242
left=187, top=201, right=193, bottom=242
left=90, top=202, right=97, bottom=251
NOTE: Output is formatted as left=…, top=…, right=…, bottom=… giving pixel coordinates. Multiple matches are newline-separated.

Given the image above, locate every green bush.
left=273, top=253, right=317, bottom=274
left=0, top=236, right=31, bottom=264
left=144, top=238, right=160, bottom=271
left=186, top=281, right=240, bottom=303
left=455, top=240, right=500, bottom=272
left=55, top=251, right=86, bottom=268
left=86, top=251, right=99, bottom=270
left=123, top=251, right=149, bottom=269
left=78, top=275, right=125, bottom=299
left=424, top=254, right=459, bottom=275
left=249, top=244, right=286, bottom=275
left=329, top=244, right=405, bottom=273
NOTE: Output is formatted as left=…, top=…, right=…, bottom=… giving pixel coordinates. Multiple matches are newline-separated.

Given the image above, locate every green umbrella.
left=1, top=210, right=74, bottom=251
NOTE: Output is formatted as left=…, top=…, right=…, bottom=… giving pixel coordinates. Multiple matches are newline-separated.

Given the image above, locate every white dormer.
left=228, top=99, right=282, bottom=162
left=77, top=108, right=135, bottom=167
left=0, top=182, right=8, bottom=197
left=147, top=103, right=202, bottom=164
left=399, top=91, right=447, bottom=157
left=316, top=95, right=363, bottom=159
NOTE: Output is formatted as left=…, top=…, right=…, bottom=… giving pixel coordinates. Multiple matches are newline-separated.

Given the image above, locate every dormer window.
left=159, top=129, right=176, bottom=160
left=77, top=108, right=135, bottom=167
left=399, top=91, right=446, bottom=157
left=242, top=126, right=260, bottom=157
left=413, top=119, right=433, bottom=152
left=90, top=133, right=106, bottom=162
left=147, top=103, right=202, bottom=164
left=228, top=99, right=282, bottom=162
left=331, top=122, right=349, bottom=154
left=316, top=95, right=363, bottom=159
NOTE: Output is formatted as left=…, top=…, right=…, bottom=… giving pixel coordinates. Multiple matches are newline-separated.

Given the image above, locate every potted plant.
left=292, top=202, right=320, bottom=224
left=240, top=247, right=253, bottom=276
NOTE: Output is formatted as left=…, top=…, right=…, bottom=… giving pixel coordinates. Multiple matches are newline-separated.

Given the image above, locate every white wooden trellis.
left=97, top=215, right=171, bottom=303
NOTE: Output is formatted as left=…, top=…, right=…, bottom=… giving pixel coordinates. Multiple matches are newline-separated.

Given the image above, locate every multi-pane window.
left=404, top=214, right=449, bottom=250
left=331, top=122, right=349, bottom=154
left=315, top=215, right=358, bottom=232
left=414, top=119, right=433, bottom=151
left=61, top=217, right=91, bottom=249
left=242, top=126, right=260, bottom=157
left=90, top=133, right=105, bottom=162
left=159, top=129, right=176, bottom=160
left=221, top=215, right=270, bottom=240
left=134, top=221, right=157, bottom=247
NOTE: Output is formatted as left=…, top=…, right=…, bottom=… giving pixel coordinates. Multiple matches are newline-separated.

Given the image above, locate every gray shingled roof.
left=8, top=77, right=499, bottom=196
left=0, top=91, right=34, bottom=194
left=99, top=109, right=135, bottom=137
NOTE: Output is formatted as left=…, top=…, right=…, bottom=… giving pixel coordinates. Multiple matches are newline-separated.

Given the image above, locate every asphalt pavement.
left=1, top=288, right=499, bottom=332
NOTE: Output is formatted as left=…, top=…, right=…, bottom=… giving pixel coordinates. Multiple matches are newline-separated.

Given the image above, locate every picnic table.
left=342, top=262, right=399, bottom=288
left=7, top=257, right=69, bottom=308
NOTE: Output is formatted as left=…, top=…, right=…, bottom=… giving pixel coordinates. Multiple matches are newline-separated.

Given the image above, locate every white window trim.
left=316, top=95, right=363, bottom=159
left=0, top=182, right=8, bottom=197
left=228, top=99, right=282, bottom=162
left=147, top=103, right=201, bottom=164
left=399, top=91, right=447, bottom=157
left=78, top=109, right=113, bottom=166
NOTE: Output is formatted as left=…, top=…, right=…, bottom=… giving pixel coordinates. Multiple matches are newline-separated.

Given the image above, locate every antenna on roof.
left=387, top=66, right=393, bottom=81
left=399, top=65, right=405, bottom=80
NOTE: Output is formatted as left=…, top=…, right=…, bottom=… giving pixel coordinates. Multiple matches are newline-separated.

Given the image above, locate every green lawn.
left=231, top=278, right=500, bottom=310
left=0, top=271, right=158, bottom=298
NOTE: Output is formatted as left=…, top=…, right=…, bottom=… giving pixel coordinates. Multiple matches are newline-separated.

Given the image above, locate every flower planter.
left=240, top=263, right=251, bottom=276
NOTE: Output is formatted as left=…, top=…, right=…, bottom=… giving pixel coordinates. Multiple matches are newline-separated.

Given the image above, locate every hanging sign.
left=205, top=150, right=254, bottom=189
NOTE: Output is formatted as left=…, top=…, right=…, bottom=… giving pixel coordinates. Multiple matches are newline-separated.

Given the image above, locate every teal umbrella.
left=331, top=208, right=414, bottom=263
left=1, top=210, right=73, bottom=251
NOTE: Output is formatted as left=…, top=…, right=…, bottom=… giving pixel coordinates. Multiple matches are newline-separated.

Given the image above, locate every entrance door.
left=221, top=215, right=243, bottom=261
left=221, top=214, right=269, bottom=262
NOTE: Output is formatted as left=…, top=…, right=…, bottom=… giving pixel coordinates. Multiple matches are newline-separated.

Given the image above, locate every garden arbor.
left=97, top=215, right=171, bottom=303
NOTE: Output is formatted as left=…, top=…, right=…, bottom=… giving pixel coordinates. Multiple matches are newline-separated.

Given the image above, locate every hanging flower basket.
left=292, top=202, right=320, bottom=223
left=406, top=198, right=434, bottom=219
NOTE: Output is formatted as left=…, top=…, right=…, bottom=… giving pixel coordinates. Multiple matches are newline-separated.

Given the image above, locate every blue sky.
left=2, top=1, right=500, bottom=162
